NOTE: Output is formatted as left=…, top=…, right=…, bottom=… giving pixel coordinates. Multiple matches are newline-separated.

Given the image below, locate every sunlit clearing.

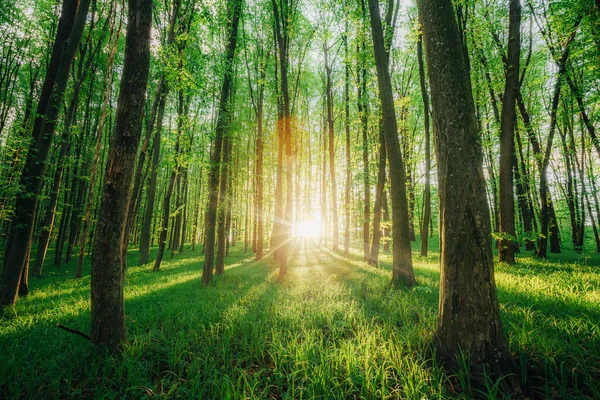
left=295, top=218, right=322, bottom=238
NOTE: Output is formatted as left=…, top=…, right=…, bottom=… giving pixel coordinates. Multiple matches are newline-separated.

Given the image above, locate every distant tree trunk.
left=358, top=42, right=370, bottom=260
left=90, top=0, right=152, bottom=350
left=512, top=130, right=534, bottom=251
left=171, top=94, right=186, bottom=259
left=32, top=126, right=72, bottom=277
left=216, top=136, right=231, bottom=275
left=417, top=0, right=520, bottom=392
left=565, top=74, right=600, bottom=166
left=139, top=94, right=167, bottom=265
left=272, top=0, right=294, bottom=277
left=153, top=172, right=176, bottom=272
left=369, top=126, right=385, bottom=266
left=202, top=0, right=242, bottom=284
left=382, top=188, right=390, bottom=252
left=255, top=77, right=265, bottom=260
left=344, top=29, right=351, bottom=256
left=498, top=0, right=521, bottom=264
left=417, top=32, right=431, bottom=257
left=320, top=98, right=327, bottom=243
left=324, top=45, right=338, bottom=252
left=0, top=0, right=91, bottom=309
left=368, top=0, right=415, bottom=286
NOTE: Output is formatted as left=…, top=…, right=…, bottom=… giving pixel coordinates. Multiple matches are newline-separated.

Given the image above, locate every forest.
left=0, top=0, right=599, bottom=397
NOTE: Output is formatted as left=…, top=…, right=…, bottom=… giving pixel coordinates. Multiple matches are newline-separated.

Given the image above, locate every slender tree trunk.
left=417, top=32, right=431, bottom=257
left=139, top=94, right=167, bottom=264
left=498, top=0, right=521, bottom=264
left=256, top=85, right=265, bottom=260
left=369, top=126, right=386, bottom=266
left=32, top=131, right=71, bottom=277
left=512, top=129, right=534, bottom=251
left=368, top=0, right=415, bottom=286
left=417, top=0, right=520, bottom=392
left=344, top=30, right=351, bottom=256
left=272, top=0, right=294, bottom=277
left=202, top=0, right=242, bottom=284
left=358, top=44, right=370, bottom=260
left=324, top=47, right=338, bottom=252
left=216, top=137, right=231, bottom=275
left=153, top=172, right=176, bottom=271
left=90, top=0, right=152, bottom=350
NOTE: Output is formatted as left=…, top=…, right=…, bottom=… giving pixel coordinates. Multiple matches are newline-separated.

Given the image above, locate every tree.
left=417, top=31, right=431, bottom=257
left=90, top=0, right=152, bottom=349
left=417, top=0, right=520, bottom=392
left=272, top=0, right=296, bottom=277
left=367, top=0, right=415, bottom=286
left=498, top=0, right=521, bottom=264
left=202, top=0, right=243, bottom=284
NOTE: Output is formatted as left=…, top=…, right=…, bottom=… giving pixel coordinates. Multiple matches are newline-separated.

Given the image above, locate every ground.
left=0, top=238, right=599, bottom=399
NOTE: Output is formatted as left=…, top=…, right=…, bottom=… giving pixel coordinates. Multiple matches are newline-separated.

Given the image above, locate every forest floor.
left=0, top=238, right=599, bottom=399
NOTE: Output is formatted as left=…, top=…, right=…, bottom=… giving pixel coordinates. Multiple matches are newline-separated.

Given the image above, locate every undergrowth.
left=0, top=237, right=598, bottom=399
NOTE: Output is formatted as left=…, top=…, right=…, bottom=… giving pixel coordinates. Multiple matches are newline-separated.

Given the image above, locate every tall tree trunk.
left=512, top=129, right=534, bottom=251
left=369, top=126, right=386, bottom=266
left=358, top=42, right=370, bottom=260
left=0, top=0, right=91, bottom=309
left=344, top=29, right=351, bottom=256
left=324, top=46, right=338, bottom=252
left=90, top=0, right=152, bottom=350
left=255, top=80, right=265, bottom=261
left=417, top=32, right=431, bottom=257
left=498, top=0, right=521, bottom=264
left=139, top=94, right=167, bottom=264
left=153, top=172, right=176, bottom=271
left=202, top=0, right=242, bottom=284
left=272, top=0, right=294, bottom=277
left=216, top=137, right=231, bottom=275
left=417, top=0, right=520, bottom=392
left=368, top=0, right=415, bottom=286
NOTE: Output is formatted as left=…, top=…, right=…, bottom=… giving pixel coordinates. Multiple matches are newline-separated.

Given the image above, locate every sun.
left=295, top=217, right=322, bottom=238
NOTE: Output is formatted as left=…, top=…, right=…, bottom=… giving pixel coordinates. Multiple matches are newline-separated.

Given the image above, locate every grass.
left=0, top=236, right=599, bottom=399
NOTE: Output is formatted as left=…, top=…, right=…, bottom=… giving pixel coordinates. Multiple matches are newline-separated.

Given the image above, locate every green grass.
left=1, top=237, right=599, bottom=399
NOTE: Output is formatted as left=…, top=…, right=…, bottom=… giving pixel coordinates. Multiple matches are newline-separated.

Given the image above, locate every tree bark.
left=498, top=0, right=521, bottom=264
left=368, top=0, right=415, bottom=286
left=324, top=45, right=338, bottom=252
left=417, top=32, right=431, bottom=257
left=272, top=0, right=294, bottom=277
left=202, top=0, right=242, bottom=284
left=417, top=0, right=520, bottom=392
left=139, top=94, right=167, bottom=265
left=344, top=28, right=351, bottom=256
left=369, top=126, right=386, bottom=266
left=358, top=41, right=370, bottom=260
left=90, top=0, right=152, bottom=350
left=216, top=136, right=232, bottom=275
left=153, top=171, right=176, bottom=271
